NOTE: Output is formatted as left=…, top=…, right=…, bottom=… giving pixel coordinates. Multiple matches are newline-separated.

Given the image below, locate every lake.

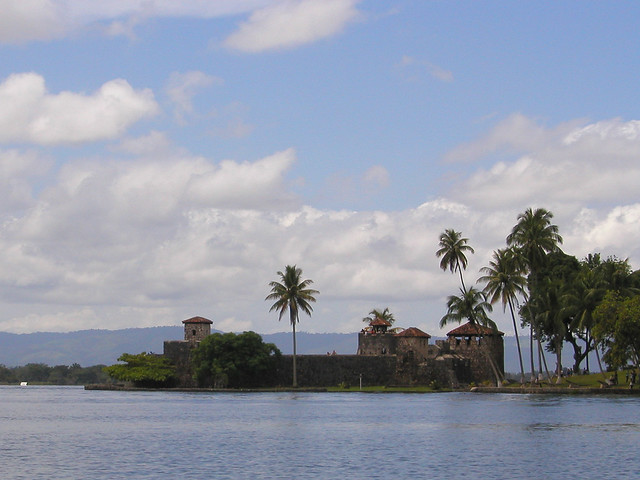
left=1, top=386, right=639, bottom=479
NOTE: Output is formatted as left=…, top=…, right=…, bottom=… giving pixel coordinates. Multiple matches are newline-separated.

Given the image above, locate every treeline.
left=0, top=363, right=110, bottom=385
left=440, top=207, right=640, bottom=385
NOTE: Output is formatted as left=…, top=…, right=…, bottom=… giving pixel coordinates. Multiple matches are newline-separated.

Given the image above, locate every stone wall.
left=274, top=355, right=398, bottom=387
left=448, top=335, right=504, bottom=383
left=163, top=335, right=497, bottom=388
left=163, top=340, right=196, bottom=387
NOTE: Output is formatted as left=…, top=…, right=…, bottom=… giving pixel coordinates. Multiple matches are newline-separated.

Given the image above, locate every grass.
left=502, top=370, right=636, bottom=389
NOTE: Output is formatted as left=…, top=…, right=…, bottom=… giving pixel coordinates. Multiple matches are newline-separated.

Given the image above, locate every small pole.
left=359, top=373, right=363, bottom=391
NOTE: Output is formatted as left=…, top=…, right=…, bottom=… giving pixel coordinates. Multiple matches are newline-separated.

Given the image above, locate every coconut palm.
left=507, top=208, right=563, bottom=381
left=478, top=248, right=527, bottom=384
left=440, top=286, right=503, bottom=385
left=436, top=229, right=475, bottom=292
left=266, top=265, right=319, bottom=387
left=506, top=208, right=563, bottom=280
left=362, top=307, right=395, bottom=324
left=439, top=287, right=495, bottom=329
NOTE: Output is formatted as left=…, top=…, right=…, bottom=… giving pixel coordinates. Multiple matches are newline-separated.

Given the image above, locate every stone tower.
left=182, top=316, right=213, bottom=345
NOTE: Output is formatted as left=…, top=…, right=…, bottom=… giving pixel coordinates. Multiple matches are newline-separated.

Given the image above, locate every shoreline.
left=85, top=383, right=640, bottom=395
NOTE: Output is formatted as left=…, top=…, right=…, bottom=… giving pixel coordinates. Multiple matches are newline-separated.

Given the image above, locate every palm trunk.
left=292, top=320, right=298, bottom=387
left=508, top=299, right=525, bottom=385
left=555, top=337, right=563, bottom=384
left=529, top=324, right=536, bottom=383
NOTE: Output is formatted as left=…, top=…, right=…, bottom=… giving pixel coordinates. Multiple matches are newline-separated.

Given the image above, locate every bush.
left=192, top=332, right=281, bottom=388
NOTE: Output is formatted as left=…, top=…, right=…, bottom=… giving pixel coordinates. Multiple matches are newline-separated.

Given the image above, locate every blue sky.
left=0, top=0, right=639, bottom=336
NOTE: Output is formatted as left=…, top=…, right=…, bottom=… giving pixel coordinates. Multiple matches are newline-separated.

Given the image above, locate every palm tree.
left=478, top=248, right=527, bottom=384
left=436, top=229, right=475, bottom=292
left=507, top=208, right=563, bottom=381
left=362, top=307, right=395, bottom=324
left=506, top=208, right=563, bottom=279
left=266, top=265, right=319, bottom=387
left=440, top=287, right=503, bottom=385
left=439, top=287, right=494, bottom=329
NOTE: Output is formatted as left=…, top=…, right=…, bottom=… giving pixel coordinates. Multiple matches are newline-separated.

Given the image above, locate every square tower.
left=182, top=316, right=213, bottom=345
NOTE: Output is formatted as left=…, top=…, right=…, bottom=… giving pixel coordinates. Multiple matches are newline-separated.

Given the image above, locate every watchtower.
left=182, top=316, right=213, bottom=345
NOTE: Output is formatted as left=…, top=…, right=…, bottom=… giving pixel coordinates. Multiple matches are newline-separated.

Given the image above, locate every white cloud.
left=165, top=71, right=223, bottom=124
left=400, top=55, right=454, bottom=83
left=0, top=73, right=159, bottom=145
left=0, top=149, right=51, bottom=213
left=224, top=0, right=360, bottom=53
left=0, top=0, right=272, bottom=44
left=1, top=116, right=639, bottom=336
left=0, top=0, right=68, bottom=44
left=363, top=165, right=389, bottom=188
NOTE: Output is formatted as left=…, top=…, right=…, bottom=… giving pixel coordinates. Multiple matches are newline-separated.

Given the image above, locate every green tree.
left=436, top=229, right=475, bottom=292
left=592, top=291, right=640, bottom=371
left=362, top=307, right=395, bottom=324
left=439, top=287, right=495, bottom=329
left=479, top=248, right=527, bottom=384
left=104, top=352, right=176, bottom=387
left=266, top=265, right=319, bottom=387
left=192, top=331, right=281, bottom=388
left=507, top=207, right=563, bottom=381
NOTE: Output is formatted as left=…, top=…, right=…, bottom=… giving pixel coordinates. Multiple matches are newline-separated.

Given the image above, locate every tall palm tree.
left=439, top=287, right=494, bottom=329
left=266, top=265, right=319, bottom=387
left=440, top=287, right=503, bottom=385
left=506, top=208, right=563, bottom=280
left=436, top=229, right=475, bottom=292
left=362, top=307, right=395, bottom=324
left=479, top=248, right=527, bottom=384
left=507, top=208, right=563, bottom=381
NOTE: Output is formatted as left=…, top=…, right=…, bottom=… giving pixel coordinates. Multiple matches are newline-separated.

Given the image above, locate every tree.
left=362, top=307, right=395, bottom=324
left=192, top=332, right=281, bottom=388
left=266, top=265, right=319, bottom=387
left=479, top=248, right=527, bottom=384
left=439, top=287, right=495, bottom=329
left=436, top=229, right=475, bottom=292
left=592, top=292, right=640, bottom=371
left=507, top=207, right=563, bottom=381
left=104, top=352, right=176, bottom=387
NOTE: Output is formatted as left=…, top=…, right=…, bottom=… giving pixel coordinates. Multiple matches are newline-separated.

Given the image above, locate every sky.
left=1, top=0, right=639, bottom=336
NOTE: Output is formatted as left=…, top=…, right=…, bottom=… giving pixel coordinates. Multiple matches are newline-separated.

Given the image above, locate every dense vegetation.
left=192, top=331, right=281, bottom=388
left=104, top=352, right=177, bottom=387
left=440, top=207, right=640, bottom=384
left=0, top=363, right=109, bottom=385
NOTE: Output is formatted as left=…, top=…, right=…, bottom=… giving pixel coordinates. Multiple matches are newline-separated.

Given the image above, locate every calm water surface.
left=1, top=386, right=639, bottom=479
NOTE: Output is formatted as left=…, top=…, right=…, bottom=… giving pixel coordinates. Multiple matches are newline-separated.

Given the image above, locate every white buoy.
left=20, top=381, right=28, bottom=386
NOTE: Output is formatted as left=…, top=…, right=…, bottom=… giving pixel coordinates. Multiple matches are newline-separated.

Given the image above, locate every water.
left=1, top=387, right=639, bottom=479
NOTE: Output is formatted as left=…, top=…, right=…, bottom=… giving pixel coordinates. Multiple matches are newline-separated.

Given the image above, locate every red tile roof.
left=182, top=316, right=213, bottom=324
left=396, top=327, right=431, bottom=338
left=446, top=322, right=503, bottom=336
left=369, top=318, right=392, bottom=326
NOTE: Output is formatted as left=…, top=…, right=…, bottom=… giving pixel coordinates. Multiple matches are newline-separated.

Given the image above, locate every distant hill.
left=0, top=327, right=594, bottom=374
left=0, top=327, right=357, bottom=367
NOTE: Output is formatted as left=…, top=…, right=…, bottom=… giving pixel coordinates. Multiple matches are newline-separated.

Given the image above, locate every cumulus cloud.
left=0, top=0, right=68, bottom=43
left=0, top=73, right=159, bottom=145
left=0, top=0, right=361, bottom=47
left=1, top=116, right=639, bottom=336
left=224, top=0, right=360, bottom=53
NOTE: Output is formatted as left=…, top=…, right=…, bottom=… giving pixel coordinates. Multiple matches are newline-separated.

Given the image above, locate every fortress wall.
left=275, top=355, right=398, bottom=387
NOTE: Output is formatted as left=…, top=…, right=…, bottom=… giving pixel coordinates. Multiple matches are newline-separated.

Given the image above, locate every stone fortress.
left=163, top=315, right=504, bottom=388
